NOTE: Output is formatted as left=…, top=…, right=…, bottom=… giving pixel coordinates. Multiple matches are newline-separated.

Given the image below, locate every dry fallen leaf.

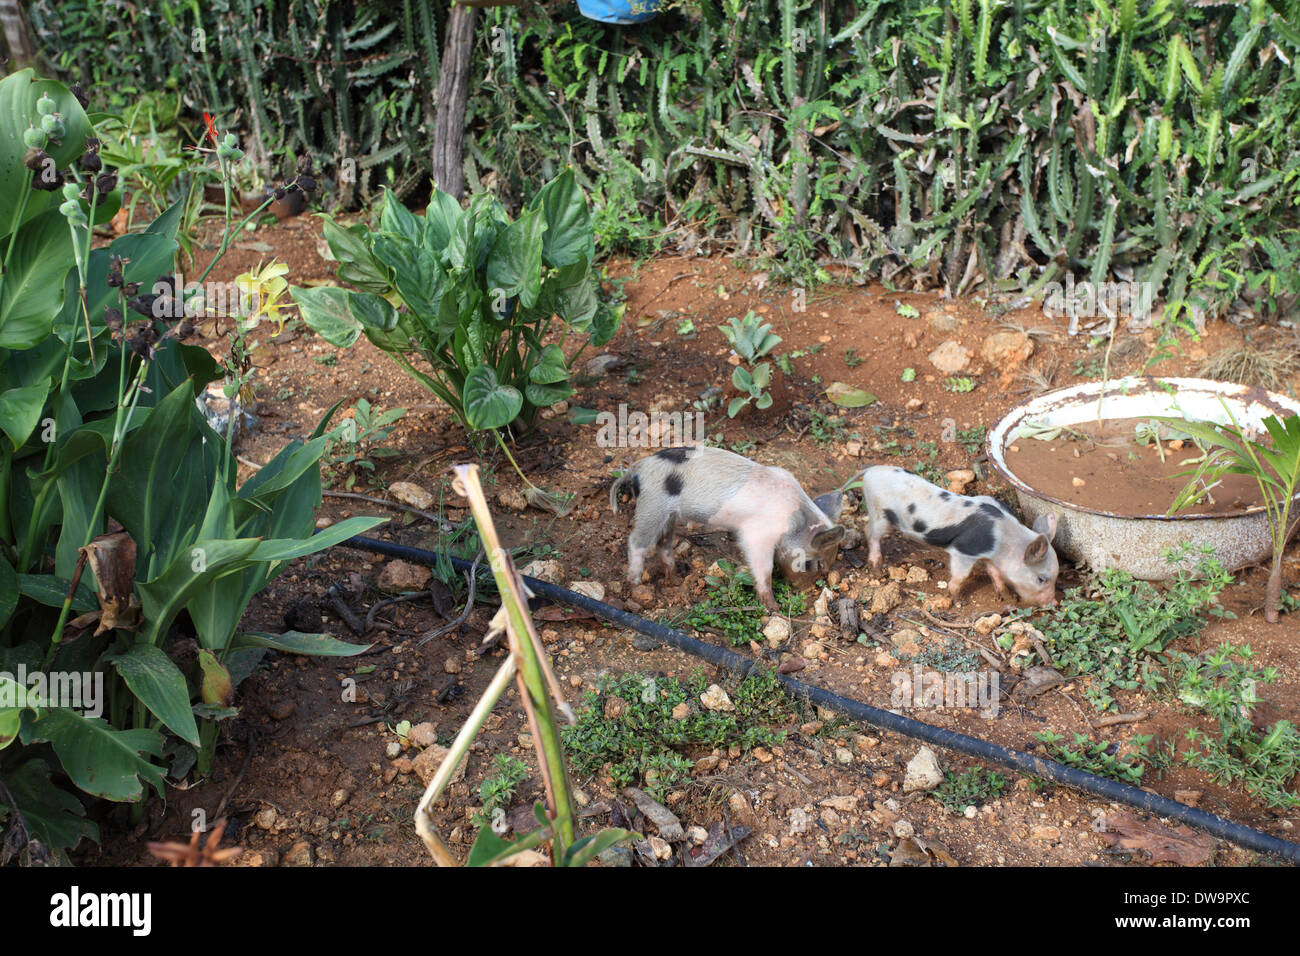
left=1097, top=810, right=1214, bottom=865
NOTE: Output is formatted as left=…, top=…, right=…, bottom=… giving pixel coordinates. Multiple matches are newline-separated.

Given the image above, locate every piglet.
left=855, top=465, right=1059, bottom=606
left=610, top=445, right=846, bottom=609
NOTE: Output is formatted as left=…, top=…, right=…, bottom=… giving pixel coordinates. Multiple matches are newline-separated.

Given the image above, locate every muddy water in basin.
left=1004, top=416, right=1264, bottom=517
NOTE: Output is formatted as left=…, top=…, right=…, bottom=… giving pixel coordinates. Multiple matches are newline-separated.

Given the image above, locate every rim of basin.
left=985, top=375, right=1300, bottom=522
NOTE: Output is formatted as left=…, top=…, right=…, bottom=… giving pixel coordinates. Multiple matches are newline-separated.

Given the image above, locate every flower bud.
left=36, top=94, right=56, bottom=117
left=23, top=127, right=45, bottom=148
left=62, top=182, right=81, bottom=201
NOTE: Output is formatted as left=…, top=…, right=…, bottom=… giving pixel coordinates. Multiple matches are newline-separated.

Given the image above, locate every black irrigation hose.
left=341, top=534, right=1300, bottom=864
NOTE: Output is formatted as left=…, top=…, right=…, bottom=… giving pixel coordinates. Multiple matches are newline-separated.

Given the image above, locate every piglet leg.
left=737, top=525, right=783, bottom=611
left=947, top=552, right=977, bottom=601
left=985, top=562, right=1008, bottom=598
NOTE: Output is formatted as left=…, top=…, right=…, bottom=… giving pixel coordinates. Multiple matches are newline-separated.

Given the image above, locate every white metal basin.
left=985, top=377, right=1300, bottom=580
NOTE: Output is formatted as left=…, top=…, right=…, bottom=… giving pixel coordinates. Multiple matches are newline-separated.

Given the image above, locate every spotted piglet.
left=609, top=446, right=847, bottom=609
left=856, top=465, right=1059, bottom=606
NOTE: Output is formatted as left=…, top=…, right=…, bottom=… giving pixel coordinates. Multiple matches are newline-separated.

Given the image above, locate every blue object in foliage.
left=577, top=0, right=663, bottom=25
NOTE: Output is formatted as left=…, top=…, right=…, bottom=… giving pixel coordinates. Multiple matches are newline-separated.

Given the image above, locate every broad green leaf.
left=380, top=189, right=423, bottom=244
left=529, top=344, right=570, bottom=384
left=290, top=286, right=362, bottom=347
left=463, top=365, right=523, bottom=430
left=525, top=380, right=573, bottom=407
left=1, top=758, right=97, bottom=854
left=555, top=277, right=599, bottom=330
left=348, top=291, right=399, bottom=332
left=0, top=672, right=41, bottom=750
left=0, top=209, right=73, bottom=348
left=423, top=189, right=463, bottom=251
left=486, top=206, right=546, bottom=309
left=825, top=382, right=878, bottom=407
left=0, top=383, right=46, bottom=450
left=234, top=630, right=372, bottom=656
left=0, top=70, right=93, bottom=239
left=529, top=167, right=595, bottom=269
left=321, top=216, right=391, bottom=293
left=21, top=708, right=166, bottom=802
left=104, top=643, right=200, bottom=746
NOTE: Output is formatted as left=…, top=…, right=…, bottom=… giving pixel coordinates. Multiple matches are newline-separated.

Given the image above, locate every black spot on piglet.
left=907, top=503, right=916, bottom=514
left=923, top=514, right=995, bottom=557
left=913, top=520, right=927, bottom=533
left=664, top=472, right=684, bottom=496
left=978, top=502, right=1003, bottom=519
left=655, top=447, right=695, bottom=463
left=630, top=475, right=640, bottom=498
left=883, top=508, right=899, bottom=526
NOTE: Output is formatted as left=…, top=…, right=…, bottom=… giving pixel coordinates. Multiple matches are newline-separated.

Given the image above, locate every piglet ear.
left=1023, top=534, right=1050, bottom=564
left=813, top=492, right=844, bottom=522
left=812, top=525, right=846, bottom=549
left=1032, top=512, right=1058, bottom=542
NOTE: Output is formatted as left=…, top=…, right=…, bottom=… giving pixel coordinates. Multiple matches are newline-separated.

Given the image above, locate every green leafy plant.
left=563, top=668, right=792, bottom=800
left=1174, top=643, right=1298, bottom=808
left=674, top=559, right=806, bottom=645
left=1027, top=544, right=1234, bottom=711
left=1037, top=731, right=1150, bottom=785
left=933, top=767, right=1007, bottom=812
left=472, top=754, right=530, bottom=829
left=943, top=376, right=976, bottom=393
left=719, top=311, right=782, bottom=417
left=0, top=77, right=381, bottom=862
left=1164, top=409, right=1300, bottom=622
left=324, top=399, right=407, bottom=490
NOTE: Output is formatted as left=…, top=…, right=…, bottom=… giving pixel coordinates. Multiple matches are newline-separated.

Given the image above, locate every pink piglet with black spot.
left=854, top=465, right=1060, bottom=606
left=610, top=445, right=847, bottom=610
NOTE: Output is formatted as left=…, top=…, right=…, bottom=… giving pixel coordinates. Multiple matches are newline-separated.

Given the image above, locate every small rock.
left=820, top=795, right=859, bottom=812
left=1174, top=789, right=1202, bottom=807
left=597, top=846, right=634, bottom=867
left=497, top=487, right=528, bottom=511
left=892, top=820, right=915, bottom=839
left=586, top=353, right=626, bottom=375
left=1030, top=825, right=1060, bottom=842
left=753, top=747, right=773, bottom=764
left=412, top=744, right=465, bottom=786
left=282, top=842, right=314, bottom=867
left=871, top=581, right=904, bottom=615
left=928, top=340, right=971, bottom=374
left=671, top=702, right=690, bottom=720
left=378, top=559, right=431, bottom=592
left=903, top=746, right=944, bottom=792
left=835, top=747, right=853, bottom=765
left=788, top=808, right=812, bottom=836
left=1072, top=476, right=1086, bottom=487
left=330, top=789, right=351, bottom=809
left=801, top=721, right=824, bottom=735
left=647, top=835, right=673, bottom=861
left=779, top=656, right=806, bottom=674
left=520, top=559, right=563, bottom=584
left=945, top=469, right=976, bottom=494
left=630, top=584, right=655, bottom=605
left=389, top=481, right=434, bottom=511
left=255, top=808, right=277, bottom=830
left=700, top=684, right=735, bottom=712
left=980, top=330, right=1034, bottom=369
left=267, top=700, right=296, bottom=722
left=973, top=613, right=1002, bottom=636
left=927, top=595, right=953, bottom=611
left=802, top=641, right=826, bottom=661
left=762, top=616, right=791, bottom=646
left=569, top=580, right=605, bottom=601
left=905, top=566, right=929, bottom=584
left=686, top=826, right=709, bottom=845
left=408, top=722, right=438, bottom=749
left=444, top=657, right=462, bottom=675
left=385, top=741, right=402, bottom=759
left=890, top=627, right=922, bottom=648
left=964, top=805, right=978, bottom=819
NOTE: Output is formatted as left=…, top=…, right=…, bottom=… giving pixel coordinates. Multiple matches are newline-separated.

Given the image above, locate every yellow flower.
left=235, top=260, right=290, bottom=333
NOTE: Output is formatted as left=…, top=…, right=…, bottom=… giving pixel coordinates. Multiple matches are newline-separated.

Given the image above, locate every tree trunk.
left=431, top=4, right=477, bottom=201
left=1265, top=564, right=1281, bottom=624
left=0, top=0, right=38, bottom=70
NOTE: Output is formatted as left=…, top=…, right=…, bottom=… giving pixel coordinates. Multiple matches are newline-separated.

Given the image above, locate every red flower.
left=203, top=112, right=218, bottom=146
